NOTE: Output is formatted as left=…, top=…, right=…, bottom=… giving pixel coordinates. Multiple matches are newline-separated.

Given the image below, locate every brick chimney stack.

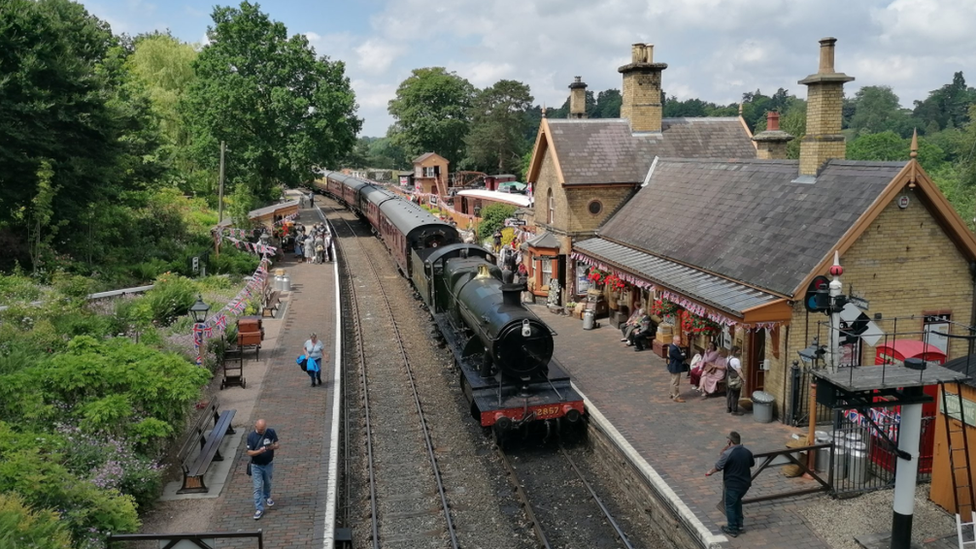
left=569, top=76, right=588, bottom=119
left=798, top=37, right=854, bottom=176
left=618, top=43, right=668, bottom=133
left=752, top=111, right=794, bottom=159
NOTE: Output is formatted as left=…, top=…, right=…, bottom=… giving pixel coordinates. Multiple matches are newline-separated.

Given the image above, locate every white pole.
left=828, top=251, right=843, bottom=373
left=890, top=401, right=922, bottom=549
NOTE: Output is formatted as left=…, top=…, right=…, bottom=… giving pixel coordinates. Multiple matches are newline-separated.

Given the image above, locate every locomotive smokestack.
left=501, top=283, right=522, bottom=306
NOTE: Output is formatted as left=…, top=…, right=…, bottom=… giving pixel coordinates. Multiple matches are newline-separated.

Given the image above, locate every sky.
left=79, top=0, right=976, bottom=137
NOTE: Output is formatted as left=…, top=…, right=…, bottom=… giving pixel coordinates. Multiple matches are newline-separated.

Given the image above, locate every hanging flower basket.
left=650, top=299, right=680, bottom=318
left=587, top=266, right=610, bottom=287
left=603, top=273, right=625, bottom=291
left=682, top=312, right=721, bottom=334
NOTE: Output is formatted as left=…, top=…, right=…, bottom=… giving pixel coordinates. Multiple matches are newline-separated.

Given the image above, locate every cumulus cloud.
left=78, top=0, right=976, bottom=136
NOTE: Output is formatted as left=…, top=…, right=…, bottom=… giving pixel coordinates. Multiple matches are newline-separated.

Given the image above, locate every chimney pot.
left=818, top=37, right=837, bottom=74
left=631, top=43, right=644, bottom=63
left=767, top=111, right=780, bottom=131
left=574, top=76, right=581, bottom=83
left=645, top=43, right=654, bottom=63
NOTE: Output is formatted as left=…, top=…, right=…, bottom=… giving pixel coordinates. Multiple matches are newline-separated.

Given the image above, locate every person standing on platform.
left=492, top=229, right=502, bottom=253
left=726, top=346, right=744, bottom=415
left=706, top=431, right=755, bottom=538
left=303, top=234, right=315, bottom=264
left=668, top=335, right=686, bottom=402
left=247, top=419, right=279, bottom=520
left=302, top=333, right=325, bottom=386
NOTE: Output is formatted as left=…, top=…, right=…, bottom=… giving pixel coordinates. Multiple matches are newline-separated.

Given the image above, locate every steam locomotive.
left=313, top=172, right=585, bottom=439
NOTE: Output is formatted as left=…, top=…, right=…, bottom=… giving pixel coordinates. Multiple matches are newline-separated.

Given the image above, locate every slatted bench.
left=176, top=399, right=237, bottom=494
left=261, top=291, right=281, bottom=318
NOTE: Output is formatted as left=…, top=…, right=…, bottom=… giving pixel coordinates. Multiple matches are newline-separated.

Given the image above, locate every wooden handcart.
left=220, top=346, right=246, bottom=390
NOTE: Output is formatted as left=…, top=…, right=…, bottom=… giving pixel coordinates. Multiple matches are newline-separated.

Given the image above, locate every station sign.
left=504, top=218, right=526, bottom=227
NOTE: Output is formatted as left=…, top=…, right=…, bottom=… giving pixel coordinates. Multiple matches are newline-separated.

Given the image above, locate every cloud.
left=355, top=39, right=403, bottom=75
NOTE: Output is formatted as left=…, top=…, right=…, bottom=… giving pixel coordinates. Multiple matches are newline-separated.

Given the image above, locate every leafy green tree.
left=465, top=80, right=533, bottom=174
left=0, top=0, right=131, bottom=268
left=367, top=137, right=408, bottom=169
left=594, top=89, right=622, bottom=118
left=387, top=67, right=475, bottom=168
left=848, top=86, right=913, bottom=137
left=913, top=72, right=976, bottom=133
left=182, top=1, right=360, bottom=201
left=846, top=130, right=945, bottom=169
left=476, top=203, right=516, bottom=241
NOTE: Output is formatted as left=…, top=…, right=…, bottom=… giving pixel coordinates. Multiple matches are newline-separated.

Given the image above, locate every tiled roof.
left=598, top=159, right=906, bottom=296
left=546, top=117, right=756, bottom=185
left=527, top=231, right=560, bottom=249
left=413, top=152, right=444, bottom=163
left=575, top=238, right=781, bottom=317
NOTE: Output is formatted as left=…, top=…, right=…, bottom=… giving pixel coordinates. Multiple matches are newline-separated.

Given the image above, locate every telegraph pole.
left=217, top=141, right=226, bottom=223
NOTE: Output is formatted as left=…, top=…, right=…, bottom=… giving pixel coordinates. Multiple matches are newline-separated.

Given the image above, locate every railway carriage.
left=360, top=185, right=397, bottom=229
left=377, top=199, right=458, bottom=277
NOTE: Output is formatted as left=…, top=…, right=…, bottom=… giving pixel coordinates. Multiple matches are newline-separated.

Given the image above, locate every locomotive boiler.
left=444, top=260, right=553, bottom=381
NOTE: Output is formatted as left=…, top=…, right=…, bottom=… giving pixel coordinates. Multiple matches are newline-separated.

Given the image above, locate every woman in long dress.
left=699, top=341, right=727, bottom=398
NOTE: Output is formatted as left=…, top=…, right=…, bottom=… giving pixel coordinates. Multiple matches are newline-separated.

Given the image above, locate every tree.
left=0, top=0, right=119, bottom=257
left=465, top=80, right=533, bottom=174
left=846, top=131, right=946, bottom=171
left=913, top=72, right=976, bottom=133
left=848, top=86, right=913, bottom=137
left=387, top=67, right=475, bottom=169
left=181, top=1, right=360, bottom=201
left=593, top=89, right=622, bottom=118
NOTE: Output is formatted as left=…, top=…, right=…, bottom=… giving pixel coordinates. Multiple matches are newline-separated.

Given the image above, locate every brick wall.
left=565, top=187, right=633, bottom=233
left=765, top=194, right=975, bottom=418
left=620, top=71, right=663, bottom=133
left=533, top=151, right=569, bottom=229
left=799, top=83, right=846, bottom=175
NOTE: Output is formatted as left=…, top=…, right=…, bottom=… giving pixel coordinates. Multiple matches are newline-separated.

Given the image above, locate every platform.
left=529, top=303, right=958, bottom=549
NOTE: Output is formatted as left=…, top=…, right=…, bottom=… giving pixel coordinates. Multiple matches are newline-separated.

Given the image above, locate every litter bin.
left=752, top=391, right=775, bottom=423
left=582, top=309, right=595, bottom=330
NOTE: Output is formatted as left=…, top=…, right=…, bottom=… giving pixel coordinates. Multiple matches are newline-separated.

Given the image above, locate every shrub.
left=0, top=492, right=71, bottom=549
left=476, top=203, right=517, bottom=241
left=137, top=273, right=197, bottom=326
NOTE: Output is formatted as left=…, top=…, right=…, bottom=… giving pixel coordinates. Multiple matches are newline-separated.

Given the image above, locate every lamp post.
left=189, top=295, right=211, bottom=366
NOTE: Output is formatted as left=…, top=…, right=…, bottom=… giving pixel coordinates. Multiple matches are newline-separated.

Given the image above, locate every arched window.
left=547, top=189, right=554, bottom=224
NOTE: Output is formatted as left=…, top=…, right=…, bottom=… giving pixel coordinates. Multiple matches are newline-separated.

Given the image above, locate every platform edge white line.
left=572, top=382, right=726, bottom=549
left=323, top=209, right=341, bottom=549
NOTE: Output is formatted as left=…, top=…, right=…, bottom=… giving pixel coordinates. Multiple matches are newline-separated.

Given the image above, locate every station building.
left=531, top=38, right=976, bottom=420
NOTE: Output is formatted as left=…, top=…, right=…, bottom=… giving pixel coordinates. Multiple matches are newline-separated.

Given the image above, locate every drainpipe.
left=969, top=261, right=976, bottom=356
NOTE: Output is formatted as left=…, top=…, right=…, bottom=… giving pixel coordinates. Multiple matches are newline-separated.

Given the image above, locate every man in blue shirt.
left=706, top=431, right=755, bottom=537
left=246, top=419, right=280, bottom=520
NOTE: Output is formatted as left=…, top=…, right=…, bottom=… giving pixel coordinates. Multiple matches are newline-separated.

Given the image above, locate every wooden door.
left=748, top=329, right=766, bottom=393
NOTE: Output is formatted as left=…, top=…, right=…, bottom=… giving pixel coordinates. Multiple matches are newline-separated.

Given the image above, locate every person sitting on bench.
left=626, top=314, right=654, bottom=351
left=619, top=305, right=645, bottom=343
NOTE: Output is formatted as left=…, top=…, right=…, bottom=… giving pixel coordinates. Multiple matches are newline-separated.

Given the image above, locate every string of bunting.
left=191, top=255, right=271, bottom=364
left=571, top=253, right=655, bottom=290
left=573, top=253, right=781, bottom=331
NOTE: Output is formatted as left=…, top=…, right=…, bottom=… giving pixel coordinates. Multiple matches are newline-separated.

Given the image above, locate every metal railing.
left=107, top=530, right=263, bottom=548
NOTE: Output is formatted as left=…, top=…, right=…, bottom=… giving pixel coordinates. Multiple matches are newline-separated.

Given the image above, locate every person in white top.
left=726, top=346, right=744, bottom=415
left=302, top=333, right=325, bottom=387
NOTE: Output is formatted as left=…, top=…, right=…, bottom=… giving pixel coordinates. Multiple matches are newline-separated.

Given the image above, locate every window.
left=924, top=312, right=951, bottom=353
left=541, top=257, right=553, bottom=285
left=424, top=166, right=436, bottom=177
left=587, top=199, right=603, bottom=215
left=547, top=189, right=554, bottom=224
left=576, top=263, right=590, bottom=294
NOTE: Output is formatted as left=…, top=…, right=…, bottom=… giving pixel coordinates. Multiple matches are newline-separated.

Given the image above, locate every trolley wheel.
left=220, top=381, right=225, bottom=390
left=242, top=379, right=247, bottom=389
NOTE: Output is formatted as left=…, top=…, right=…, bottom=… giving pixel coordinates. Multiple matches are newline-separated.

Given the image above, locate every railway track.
left=330, top=205, right=458, bottom=549
left=498, top=441, right=640, bottom=549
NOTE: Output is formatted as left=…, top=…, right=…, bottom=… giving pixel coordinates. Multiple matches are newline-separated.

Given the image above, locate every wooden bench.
left=261, top=290, right=281, bottom=318
left=176, top=399, right=237, bottom=494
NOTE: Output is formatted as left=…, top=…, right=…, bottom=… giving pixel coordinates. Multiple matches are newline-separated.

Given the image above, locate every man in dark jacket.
left=667, top=335, right=686, bottom=402
left=706, top=431, right=755, bottom=537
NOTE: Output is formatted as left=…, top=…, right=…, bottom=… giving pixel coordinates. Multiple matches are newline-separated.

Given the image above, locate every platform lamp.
left=189, top=296, right=211, bottom=366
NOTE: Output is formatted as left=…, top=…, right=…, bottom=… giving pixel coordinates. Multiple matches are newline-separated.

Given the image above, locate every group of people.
left=618, top=306, right=655, bottom=352
left=687, top=343, right=744, bottom=414
left=293, top=222, right=332, bottom=264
